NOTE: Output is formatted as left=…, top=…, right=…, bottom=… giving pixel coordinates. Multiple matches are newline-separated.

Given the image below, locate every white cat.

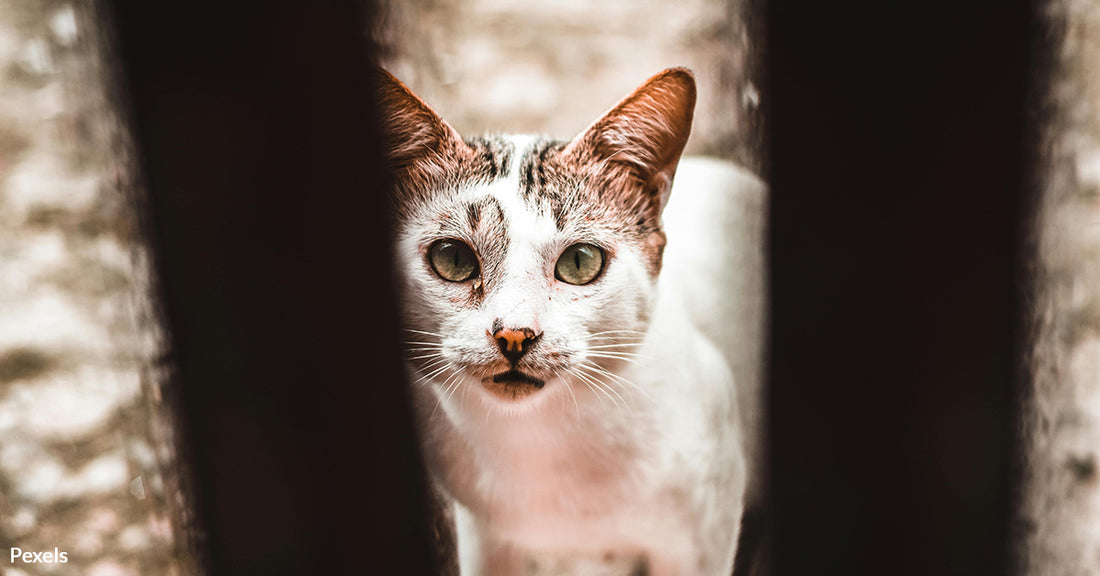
left=377, top=67, right=765, bottom=576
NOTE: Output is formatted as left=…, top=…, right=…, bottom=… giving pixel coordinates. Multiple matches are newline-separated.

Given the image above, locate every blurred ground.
left=1022, top=0, right=1100, bottom=574
left=374, top=0, right=765, bottom=175
left=0, top=1, right=191, bottom=574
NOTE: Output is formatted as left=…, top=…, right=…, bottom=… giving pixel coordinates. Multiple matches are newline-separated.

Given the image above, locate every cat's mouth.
left=482, top=369, right=545, bottom=400
left=492, top=369, right=545, bottom=388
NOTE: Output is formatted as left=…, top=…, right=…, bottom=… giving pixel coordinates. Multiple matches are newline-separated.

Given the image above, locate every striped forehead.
left=427, top=136, right=552, bottom=234
left=487, top=136, right=559, bottom=246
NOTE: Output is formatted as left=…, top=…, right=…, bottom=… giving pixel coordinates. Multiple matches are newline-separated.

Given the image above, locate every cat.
left=376, top=66, right=765, bottom=576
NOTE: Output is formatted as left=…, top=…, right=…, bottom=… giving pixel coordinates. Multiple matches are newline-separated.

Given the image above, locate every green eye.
left=555, top=243, right=604, bottom=285
left=429, top=240, right=479, bottom=282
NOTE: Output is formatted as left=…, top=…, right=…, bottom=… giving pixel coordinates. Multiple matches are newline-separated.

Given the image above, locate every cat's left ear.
left=564, top=68, right=696, bottom=215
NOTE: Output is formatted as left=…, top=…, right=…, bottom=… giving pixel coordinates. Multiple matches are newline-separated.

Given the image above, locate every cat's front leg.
left=454, top=504, right=526, bottom=576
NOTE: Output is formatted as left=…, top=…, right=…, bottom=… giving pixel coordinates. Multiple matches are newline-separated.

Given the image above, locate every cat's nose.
left=492, top=327, right=542, bottom=364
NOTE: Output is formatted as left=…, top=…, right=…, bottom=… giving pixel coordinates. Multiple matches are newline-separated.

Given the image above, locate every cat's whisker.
left=587, top=335, right=647, bottom=344
left=571, top=365, right=628, bottom=414
left=409, top=353, right=449, bottom=369
left=441, top=369, right=465, bottom=404
left=432, top=367, right=465, bottom=420
left=586, top=352, right=646, bottom=366
left=564, top=368, right=608, bottom=415
left=404, top=349, right=446, bottom=358
left=577, top=364, right=631, bottom=412
left=403, top=340, right=445, bottom=347
left=407, top=351, right=444, bottom=360
left=403, top=328, right=447, bottom=337
left=412, top=363, right=452, bottom=388
left=554, top=369, right=581, bottom=419
left=585, top=349, right=649, bottom=359
left=587, top=329, right=647, bottom=337
left=583, top=360, right=654, bottom=404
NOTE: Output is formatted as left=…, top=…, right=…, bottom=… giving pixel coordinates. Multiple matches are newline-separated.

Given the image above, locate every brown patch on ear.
left=372, top=68, right=470, bottom=198
left=644, top=230, right=668, bottom=276
left=563, top=68, right=696, bottom=219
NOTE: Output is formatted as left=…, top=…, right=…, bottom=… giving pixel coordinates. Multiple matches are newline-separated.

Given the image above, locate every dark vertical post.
left=768, top=2, right=1034, bottom=576
left=105, top=1, right=437, bottom=574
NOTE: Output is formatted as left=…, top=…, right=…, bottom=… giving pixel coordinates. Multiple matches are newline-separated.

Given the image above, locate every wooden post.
left=105, top=1, right=439, bottom=573
left=768, top=1, right=1034, bottom=575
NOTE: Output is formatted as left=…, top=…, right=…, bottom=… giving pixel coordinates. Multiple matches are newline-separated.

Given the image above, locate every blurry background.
left=1021, top=1, right=1100, bottom=574
left=0, top=1, right=195, bottom=575
left=374, top=0, right=766, bottom=175
left=3, top=0, right=1100, bottom=574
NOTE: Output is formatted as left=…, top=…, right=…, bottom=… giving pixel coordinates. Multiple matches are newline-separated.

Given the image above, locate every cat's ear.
left=564, top=68, right=696, bottom=214
left=372, top=68, right=465, bottom=175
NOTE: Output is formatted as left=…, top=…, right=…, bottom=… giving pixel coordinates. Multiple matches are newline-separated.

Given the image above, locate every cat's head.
left=377, top=68, right=695, bottom=413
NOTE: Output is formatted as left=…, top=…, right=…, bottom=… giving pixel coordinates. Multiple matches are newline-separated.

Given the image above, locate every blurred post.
left=1020, top=1, right=1100, bottom=574
left=105, top=0, right=439, bottom=574
left=768, top=1, right=1033, bottom=575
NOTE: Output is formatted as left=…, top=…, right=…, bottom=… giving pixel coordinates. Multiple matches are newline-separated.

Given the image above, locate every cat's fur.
left=377, top=67, right=764, bottom=576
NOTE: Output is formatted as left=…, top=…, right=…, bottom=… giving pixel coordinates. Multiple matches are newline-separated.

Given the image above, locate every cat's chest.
left=469, top=412, right=657, bottom=522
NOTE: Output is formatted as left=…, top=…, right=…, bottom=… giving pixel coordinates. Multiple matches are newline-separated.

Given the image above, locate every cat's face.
left=377, top=68, right=695, bottom=412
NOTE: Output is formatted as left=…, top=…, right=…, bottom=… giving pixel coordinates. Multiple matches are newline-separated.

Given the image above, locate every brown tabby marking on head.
left=375, top=67, right=695, bottom=277
left=424, top=193, right=510, bottom=304
left=373, top=69, right=513, bottom=220
left=516, top=69, right=696, bottom=275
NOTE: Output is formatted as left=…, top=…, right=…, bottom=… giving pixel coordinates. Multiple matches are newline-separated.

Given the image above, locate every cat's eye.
left=429, top=240, right=479, bottom=282
left=555, top=243, right=604, bottom=285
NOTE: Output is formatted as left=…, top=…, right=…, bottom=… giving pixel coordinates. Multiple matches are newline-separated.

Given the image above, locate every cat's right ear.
left=372, top=68, right=464, bottom=178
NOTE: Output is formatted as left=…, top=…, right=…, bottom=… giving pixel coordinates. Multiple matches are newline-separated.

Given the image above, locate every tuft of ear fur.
left=372, top=68, right=466, bottom=181
left=564, top=68, right=696, bottom=216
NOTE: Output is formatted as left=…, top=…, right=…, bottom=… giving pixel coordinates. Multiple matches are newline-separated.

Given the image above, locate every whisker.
left=555, top=369, right=581, bottom=418
left=403, top=328, right=446, bottom=337
left=406, top=353, right=444, bottom=361
left=578, top=364, right=631, bottom=411
left=565, top=367, right=608, bottom=414
left=587, top=353, right=645, bottom=366
left=585, top=351, right=642, bottom=360
left=442, top=370, right=465, bottom=403
left=412, top=363, right=452, bottom=387
left=583, top=361, right=654, bottom=404
left=587, top=329, right=647, bottom=337
left=412, top=356, right=451, bottom=373
left=571, top=366, right=627, bottom=413
left=432, top=367, right=464, bottom=419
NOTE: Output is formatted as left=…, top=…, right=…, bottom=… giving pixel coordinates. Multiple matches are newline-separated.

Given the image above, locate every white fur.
left=398, top=141, right=765, bottom=576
